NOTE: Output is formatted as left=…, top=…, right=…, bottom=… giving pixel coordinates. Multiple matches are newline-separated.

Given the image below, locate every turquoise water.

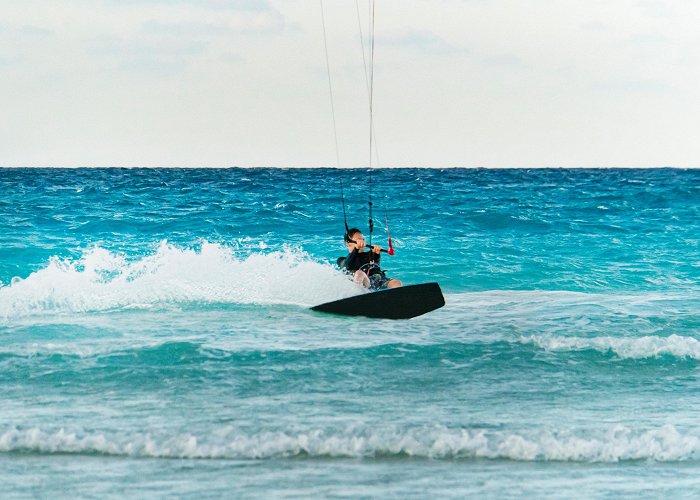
left=1, top=167, right=699, bottom=497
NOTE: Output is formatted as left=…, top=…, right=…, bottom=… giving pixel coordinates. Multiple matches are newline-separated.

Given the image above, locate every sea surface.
left=1, top=167, right=699, bottom=498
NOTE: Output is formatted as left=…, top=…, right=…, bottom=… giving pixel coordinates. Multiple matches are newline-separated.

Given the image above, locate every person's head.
left=345, top=227, right=364, bottom=249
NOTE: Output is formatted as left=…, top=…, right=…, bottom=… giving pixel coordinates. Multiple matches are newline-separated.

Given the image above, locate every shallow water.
left=1, top=168, right=699, bottom=497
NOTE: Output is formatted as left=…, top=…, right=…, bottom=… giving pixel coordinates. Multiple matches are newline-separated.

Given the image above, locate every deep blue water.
left=1, top=168, right=699, bottom=497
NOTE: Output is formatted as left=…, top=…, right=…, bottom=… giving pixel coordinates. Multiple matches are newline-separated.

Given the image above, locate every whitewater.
left=1, top=167, right=699, bottom=497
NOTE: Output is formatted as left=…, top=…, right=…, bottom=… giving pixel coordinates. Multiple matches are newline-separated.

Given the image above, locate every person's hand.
left=372, top=245, right=382, bottom=254
left=355, top=236, right=366, bottom=251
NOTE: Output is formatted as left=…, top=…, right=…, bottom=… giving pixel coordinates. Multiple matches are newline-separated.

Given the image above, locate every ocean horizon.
left=0, top=166, right=695, bottom=169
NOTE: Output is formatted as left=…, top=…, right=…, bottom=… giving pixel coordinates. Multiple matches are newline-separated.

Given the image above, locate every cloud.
left=0, top=55, right=21, bottom=68
left=91, top=36, right=208, bottom=57
left=0, top=23, right=56, bottom=72
left=18, top=25, right=54, bottom=37
left=141, top=10, right=289, bottom=37
left=85, top=0, right=292, bottom=74
left=141, top=20, right=232, bottom=37
left=0, top=24, right=54, bottom=38
left=88, top=35, right=209, bottom=74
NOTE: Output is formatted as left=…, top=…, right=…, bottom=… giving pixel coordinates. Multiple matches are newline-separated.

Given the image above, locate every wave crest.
left=0, top=242, right=361, bottom=320
left=522, top=334, right=700, bottom=360
left=1, top=424, right=699, bottom=462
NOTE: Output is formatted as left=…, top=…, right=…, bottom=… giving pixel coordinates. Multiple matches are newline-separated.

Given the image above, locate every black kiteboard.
left=311, top=282, right=445, bottom=320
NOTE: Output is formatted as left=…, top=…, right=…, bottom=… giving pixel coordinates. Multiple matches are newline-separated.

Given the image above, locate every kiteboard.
left=311, top=282, right=445, bottom=320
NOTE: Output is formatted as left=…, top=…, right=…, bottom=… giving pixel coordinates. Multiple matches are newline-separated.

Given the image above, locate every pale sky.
left=1, top=0, right=699, bottom=168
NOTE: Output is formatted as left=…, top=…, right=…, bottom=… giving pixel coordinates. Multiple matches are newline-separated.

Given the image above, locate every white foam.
left=522, top=334, right=700, bottom=360
left=446, top=289, right=699, bottom=316
left=437, top=290, right=700, bottom=345
left=0, top=242, right=363, bottom=321
left=1, top=424, right=699, bottom=462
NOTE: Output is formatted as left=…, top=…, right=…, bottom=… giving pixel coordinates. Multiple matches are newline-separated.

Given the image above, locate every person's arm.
left=345, top=248, right=361, bottom=271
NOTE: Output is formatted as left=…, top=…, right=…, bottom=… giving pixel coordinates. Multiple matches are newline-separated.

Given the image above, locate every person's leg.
left=354, top=270, right=370, bottom=288
left=387, top=279, right=402, bottom=288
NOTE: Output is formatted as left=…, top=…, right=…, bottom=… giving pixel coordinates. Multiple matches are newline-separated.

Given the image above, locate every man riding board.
left=342, top=227, right=402, bottom=289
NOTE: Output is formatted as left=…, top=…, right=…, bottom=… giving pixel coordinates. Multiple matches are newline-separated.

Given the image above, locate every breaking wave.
left=0, top=242, right=361, bottom=321
left=2, top=424, right=700, bottom=462
left=522, top=334, right=700, bottom=360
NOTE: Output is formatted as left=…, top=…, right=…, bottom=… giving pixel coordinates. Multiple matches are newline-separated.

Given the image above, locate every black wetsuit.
left=344, top=249, right=390, bottom=289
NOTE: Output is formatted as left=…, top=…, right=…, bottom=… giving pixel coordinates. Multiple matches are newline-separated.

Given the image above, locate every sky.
left=0, top=0, right=699, bottom=168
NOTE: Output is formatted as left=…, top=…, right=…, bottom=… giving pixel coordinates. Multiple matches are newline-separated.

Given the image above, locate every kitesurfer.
left=342, top=228, right=402, bottom=289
